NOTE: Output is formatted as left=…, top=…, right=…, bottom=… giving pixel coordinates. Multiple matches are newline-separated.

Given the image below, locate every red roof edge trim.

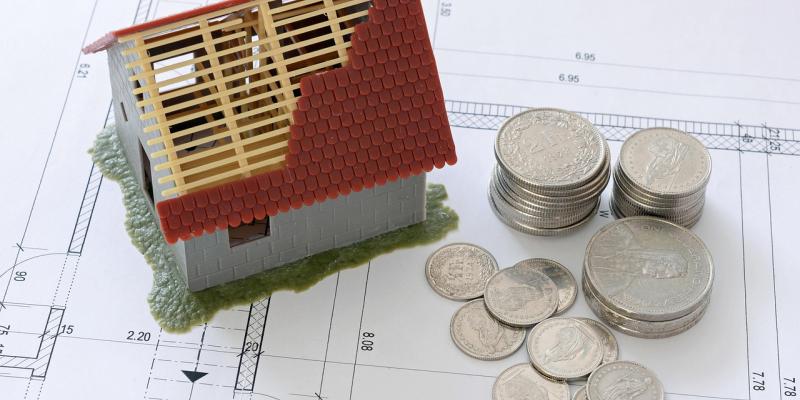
left=82, top=32, right=117, bottom=54
left=82, top=0, right=251, bottom=54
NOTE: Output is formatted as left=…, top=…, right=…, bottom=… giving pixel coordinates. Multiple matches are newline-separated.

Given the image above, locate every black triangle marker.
left=181, top=370, right=208, bottom=383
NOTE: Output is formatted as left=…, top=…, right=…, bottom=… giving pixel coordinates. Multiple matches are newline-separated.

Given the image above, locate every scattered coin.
left=586, top=361, right=664, bottom=400
left=513, top=258, right=578, bottom=315
left=484, top=265, right=559, bottom=327
left=490, top=108, right=610, bottom=235
left=527, top=318, right=605, bottom=380
left=575, top=318, right=619, bottom=364
left=426, top=243, right=499, bottom=300
left=450, top=299, right=526, bottom=361
left=611, top=127, right=711, bottom=227
left=492, top=363, right=570, bottom=400
left=572, top=386, right=588, bottom=400
left=584, top=217, right=714, bottom=323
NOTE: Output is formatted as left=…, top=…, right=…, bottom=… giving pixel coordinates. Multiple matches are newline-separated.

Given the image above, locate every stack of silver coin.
left=611, top=127, right=712, bottom=227
left=583, top=217, right=714, bottom=338
left=490, top=108, right=610, bottom=236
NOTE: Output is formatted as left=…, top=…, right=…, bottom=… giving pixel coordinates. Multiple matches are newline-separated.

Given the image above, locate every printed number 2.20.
left=127, top=331, right=151, bottom=341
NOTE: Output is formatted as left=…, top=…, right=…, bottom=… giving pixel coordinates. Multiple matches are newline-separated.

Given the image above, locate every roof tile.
left=153, top=0, right=455, bottom=243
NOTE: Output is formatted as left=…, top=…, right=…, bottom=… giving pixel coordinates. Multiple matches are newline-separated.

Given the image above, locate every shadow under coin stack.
left=583, top=217, right=714, bottom=338
left=611, top=128, right=712, bottom=227
left=490, top=108, right=610, bottom=236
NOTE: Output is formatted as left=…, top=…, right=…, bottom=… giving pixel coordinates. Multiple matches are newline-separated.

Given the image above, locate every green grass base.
left=90, top=125, right=459, bottom=332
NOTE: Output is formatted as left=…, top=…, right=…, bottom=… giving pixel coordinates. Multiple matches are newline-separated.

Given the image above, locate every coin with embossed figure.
left=527, top=318, right=604, bottom=380
left=586, top=361, right=664, bottom=400
left=611, top=128, right=711, bottom=227
left=495, top=108, right=607, bottom=191
left=619, top=128, right=711, bottom=198
left=584, top=217, right=714, bottom=322
left=450, top=299, right=526, bottom=360
left=513, top=258, right=578, bottom=315
left=426, top=243, right=499, bottom=300
left=574, top=318, right=619, bottom=364
left=484, top=265, right=559, bottom=327
left=492, top=363, right=570, bottom=400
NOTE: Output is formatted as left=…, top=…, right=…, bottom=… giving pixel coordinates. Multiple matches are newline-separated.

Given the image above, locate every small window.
left=120, top=102, right=129, bottom=122
left=140, top=143, right=154, bottom=205
left=229, top=217, right=270, bottom=247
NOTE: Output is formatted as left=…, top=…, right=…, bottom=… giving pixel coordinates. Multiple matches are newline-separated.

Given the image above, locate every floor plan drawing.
left=0, top=0, right=798, bottom=399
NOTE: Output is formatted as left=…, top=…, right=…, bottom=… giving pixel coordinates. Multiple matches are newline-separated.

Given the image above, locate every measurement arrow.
left=181, top=370, right=208, bottom=383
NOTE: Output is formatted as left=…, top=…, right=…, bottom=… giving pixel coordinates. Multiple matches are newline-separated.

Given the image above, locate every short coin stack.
left=490, top=108, right=611, bottom=236
left=583, top=217, right=714, bottom=338
left=611, top=127, right=712, bottom=227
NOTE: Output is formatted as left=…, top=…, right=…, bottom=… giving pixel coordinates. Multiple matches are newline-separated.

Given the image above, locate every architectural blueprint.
left=0, top=0, right=798, bottom=399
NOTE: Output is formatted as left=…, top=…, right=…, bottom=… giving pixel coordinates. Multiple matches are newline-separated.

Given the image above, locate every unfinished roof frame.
left=122, top=0, right=373, bottom=198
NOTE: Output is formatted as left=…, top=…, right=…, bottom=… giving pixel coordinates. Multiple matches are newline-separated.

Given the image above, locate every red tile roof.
left=83, top=0, right=251, bottom=53
left=153, top=0, right=456, bottom=244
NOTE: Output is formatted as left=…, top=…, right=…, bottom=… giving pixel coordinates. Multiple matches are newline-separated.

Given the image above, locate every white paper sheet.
left=0, top=0, right=797, bottom=399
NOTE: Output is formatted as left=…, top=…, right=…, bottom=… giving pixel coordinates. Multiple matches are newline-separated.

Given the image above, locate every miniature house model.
left=84, top=0, right=456, bottom=291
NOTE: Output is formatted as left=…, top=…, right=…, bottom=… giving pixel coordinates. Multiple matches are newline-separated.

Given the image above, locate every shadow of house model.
left=84, top=0, right=457, bottom=291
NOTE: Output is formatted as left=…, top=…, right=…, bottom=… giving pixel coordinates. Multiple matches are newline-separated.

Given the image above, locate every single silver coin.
left=609, top=195, right=704, bottom=228
left=485, top=266, right=559, bottom=327
left=613, top=166, right=705, bottom=208
left=426, top=243, right=499, bottom=300
left=450, top=299, right=526, bottom=360
left=490, top=183, right=599, bottom=229
left=574, top=318, right=619, bottom=364
left=584, top=217, right=714, bottom=322
left=583, top=277, right=711, bottom=339
left=586, top=361, right=664, bottom=400
left=489, top=192, right=601, bottom=237
left=495, top=108, right=607, bottom=191
left=572, top=386, right=588, bottom=400
left=527, top=318, right=605, bottom=380
left=618, top=127, right=711, bottom=197
left=492, top=363, right=570, bottom=400
left=513, top=258, right=578, bottom=315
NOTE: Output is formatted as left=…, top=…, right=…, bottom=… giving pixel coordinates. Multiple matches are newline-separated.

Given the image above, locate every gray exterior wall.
left=107, top=43, right=428, bottom=292
left=107, top=42, right=177, bottom=206
left=108, top=42, right=189, bottom=285
left=181, top=173, right=427, bottom=291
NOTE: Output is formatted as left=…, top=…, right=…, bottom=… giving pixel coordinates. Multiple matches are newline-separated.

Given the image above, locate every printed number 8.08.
left=361, top=332, right=374, bottom=351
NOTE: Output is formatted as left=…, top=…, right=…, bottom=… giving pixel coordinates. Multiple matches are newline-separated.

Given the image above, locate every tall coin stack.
left=583, top=217, right=714, bottom=338
left=611, top=127, right=711, bottom=227
left=490, top=109, right=610, bottom=236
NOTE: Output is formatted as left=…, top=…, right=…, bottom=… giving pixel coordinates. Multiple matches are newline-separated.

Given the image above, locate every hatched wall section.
left=181, top=173, right=426, bottom=291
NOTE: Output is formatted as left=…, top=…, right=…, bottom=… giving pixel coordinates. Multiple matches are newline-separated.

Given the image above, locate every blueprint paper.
left=0, top=0, right=798, bottom=399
